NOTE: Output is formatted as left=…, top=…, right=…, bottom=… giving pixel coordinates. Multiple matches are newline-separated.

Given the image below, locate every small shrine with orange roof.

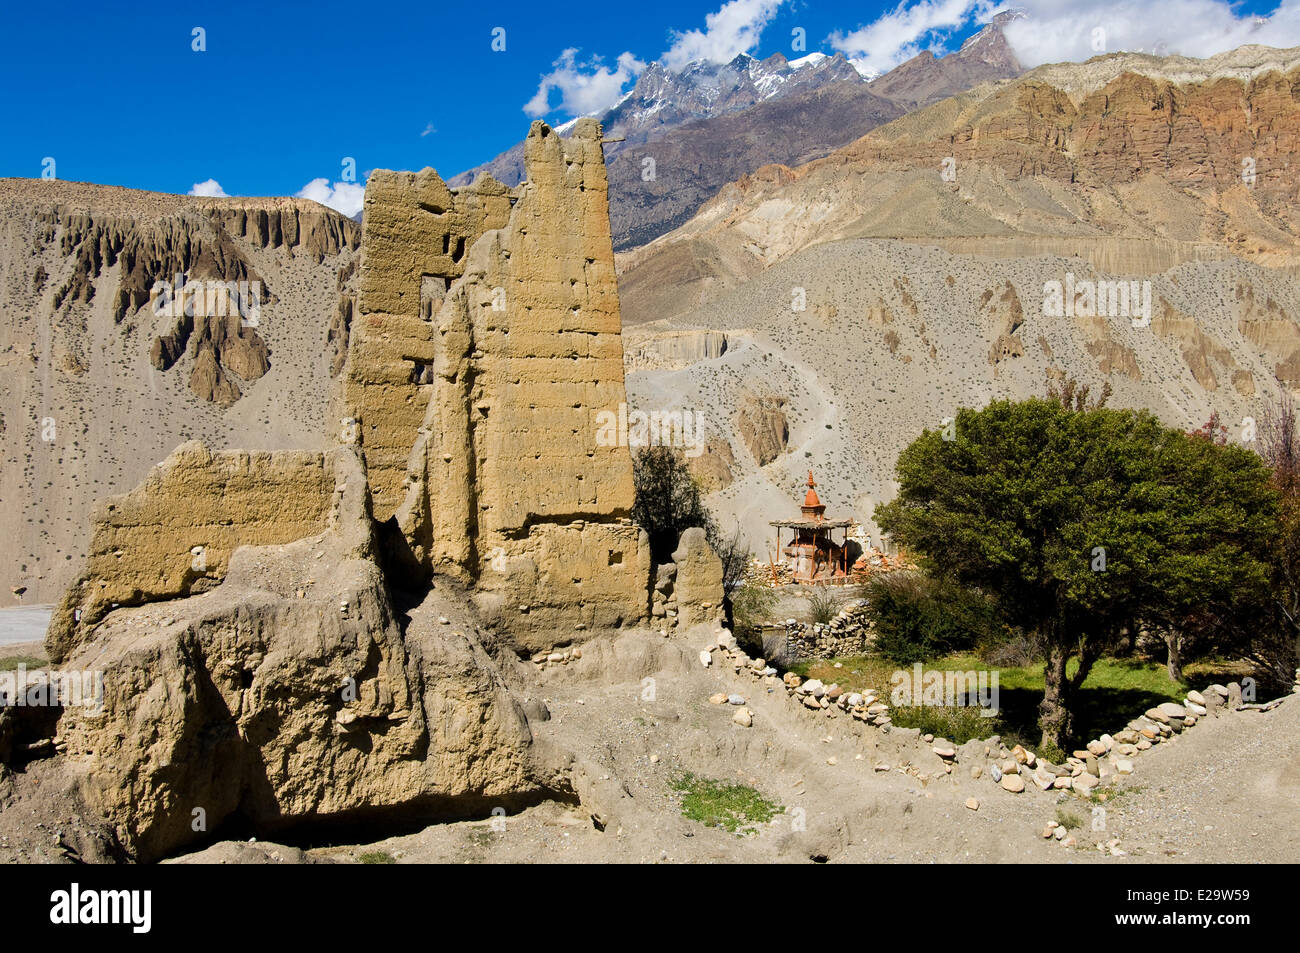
left=770, top=471, right=856, bottom=585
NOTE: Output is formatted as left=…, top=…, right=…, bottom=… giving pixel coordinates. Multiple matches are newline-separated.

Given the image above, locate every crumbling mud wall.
left=49, top=457, right=543, bottom=862
left=341, top=171, right=512, bottom=518
left=670, top=528, right=724, bottom=629
left=47, top=119, right=718, bottom=667
left=46, top=442, right=344, bottom=662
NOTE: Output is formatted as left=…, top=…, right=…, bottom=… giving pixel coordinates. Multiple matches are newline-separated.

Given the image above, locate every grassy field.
left=791, top=653, right=1249, bottom=756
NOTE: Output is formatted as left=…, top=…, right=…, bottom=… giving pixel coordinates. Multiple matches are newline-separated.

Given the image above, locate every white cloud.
left=296, top=178, right=365, bottom=218
left=188, top=179, right=228, bottom=197
left=525, top=49, right=647, bottom=118
left=661, top=0, right=786, bottom=71
left=829, top=0, right=992, bottom=78
left=420, top=122, right=436, bottom=137
left=998, top=0, right=1300, bottom=68
left=523, top=0, right=787, bottom=119
left=521, top=0, right=1300, bottom=122
left=828, top=0, right=1300, bottom=79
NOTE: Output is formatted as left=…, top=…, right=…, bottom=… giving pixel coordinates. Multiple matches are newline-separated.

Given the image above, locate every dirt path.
left=1086, top=696, right=1300, bottom=863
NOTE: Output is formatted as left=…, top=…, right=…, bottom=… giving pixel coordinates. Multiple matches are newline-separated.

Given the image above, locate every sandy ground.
left=157, top=628, right=1299, bottom=865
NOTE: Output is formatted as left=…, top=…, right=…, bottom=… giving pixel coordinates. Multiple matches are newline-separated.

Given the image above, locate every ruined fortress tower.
left=344, top=119, right=656, bottom=649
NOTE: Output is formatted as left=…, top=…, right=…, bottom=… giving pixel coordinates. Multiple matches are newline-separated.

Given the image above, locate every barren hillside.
left=0, top=179, right=359, bottom=603
left=619, top=44, right=1300, bottom=324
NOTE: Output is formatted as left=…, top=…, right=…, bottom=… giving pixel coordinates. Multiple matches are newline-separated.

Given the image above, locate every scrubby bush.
left=731, top=570, right=777, bottom=656
left=977, top=631, right=1038, bottom=668
left=806, top=586, right=843, bottom=625
left=866, top=572, right=1001, bottom=665
left=631, top=446, right=713, bottom=563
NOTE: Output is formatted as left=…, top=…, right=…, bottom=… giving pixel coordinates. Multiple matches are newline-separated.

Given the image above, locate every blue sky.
left=2, top=0, right=1295, bottom=213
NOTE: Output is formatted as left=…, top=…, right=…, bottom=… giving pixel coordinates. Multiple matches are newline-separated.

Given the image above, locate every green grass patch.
left=1050, top=806, right=1081, bottom=826
left=1055, top=807, right=1084, bottom=830
left=357, top=851, right=396, bottom=864
left=671, top=773, right=783, bottom=835
left=791, top=652, right=1237, bottom=750
left=1034, top=738, right=1068, bottom=765
left=888, top=703, right=997, bottom=744
left=1085, top=783, right=1144, bottom=806
left=0, top=655, right=47, bottom=671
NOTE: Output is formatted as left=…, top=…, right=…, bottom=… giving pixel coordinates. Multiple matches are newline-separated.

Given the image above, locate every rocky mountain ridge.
left=618, top=42, right=1300, bottom=325
left=450, top=20, right=1022, bottom=248
left=865, top=12, right=1022, bottom=108
left=450, top=50, right=867, bottom=190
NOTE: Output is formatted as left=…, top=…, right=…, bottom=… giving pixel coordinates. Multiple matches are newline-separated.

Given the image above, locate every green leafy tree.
left=877, top=399, right=1278, bottom=749
left=1147, top=420, right=1277, bottom=680
left=630, top=446, right=749, bottom=598
left=631, top=446, right=715, bottom=563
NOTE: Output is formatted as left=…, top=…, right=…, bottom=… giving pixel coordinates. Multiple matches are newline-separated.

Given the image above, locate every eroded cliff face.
left=32, top=195, right=357, bottom=406
left=830, top=55, right=1300, bottom=240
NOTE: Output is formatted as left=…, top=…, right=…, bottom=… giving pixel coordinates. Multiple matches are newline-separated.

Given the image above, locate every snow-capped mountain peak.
left=601, top=49, right=863, bottom=141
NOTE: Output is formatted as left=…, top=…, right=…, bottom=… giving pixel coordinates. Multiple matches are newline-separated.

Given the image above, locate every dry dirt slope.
left=625, top=241, right=1300, bottom=548
left=0, top=178, right=359, bottom=604
left=3, top=625, right=1294, bottom=863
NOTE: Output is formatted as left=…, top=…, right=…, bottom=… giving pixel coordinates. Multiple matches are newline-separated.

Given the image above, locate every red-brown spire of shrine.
left=801, top=470, right=826, bottom=521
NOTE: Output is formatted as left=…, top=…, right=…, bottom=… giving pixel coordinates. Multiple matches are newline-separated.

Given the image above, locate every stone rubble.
left=530, top=645, right=584, bottom=671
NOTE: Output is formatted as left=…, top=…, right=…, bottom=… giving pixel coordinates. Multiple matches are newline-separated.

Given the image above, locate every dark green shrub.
left=731, top=571, right=777, bottom=656
left=631, top=447, right=713, bottom=563
left=866, top=572, right=1001, bottom=664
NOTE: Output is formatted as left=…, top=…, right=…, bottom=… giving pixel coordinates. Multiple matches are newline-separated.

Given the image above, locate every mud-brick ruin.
left=28, top=119, right=723, bottom=861
left=345, top=120, right=666, bottom=649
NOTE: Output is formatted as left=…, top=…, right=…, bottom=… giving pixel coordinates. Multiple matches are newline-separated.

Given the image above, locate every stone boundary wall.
left=706, top=625, right=1300, bottom=853
left=771, top=600, right=875, bottom=662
